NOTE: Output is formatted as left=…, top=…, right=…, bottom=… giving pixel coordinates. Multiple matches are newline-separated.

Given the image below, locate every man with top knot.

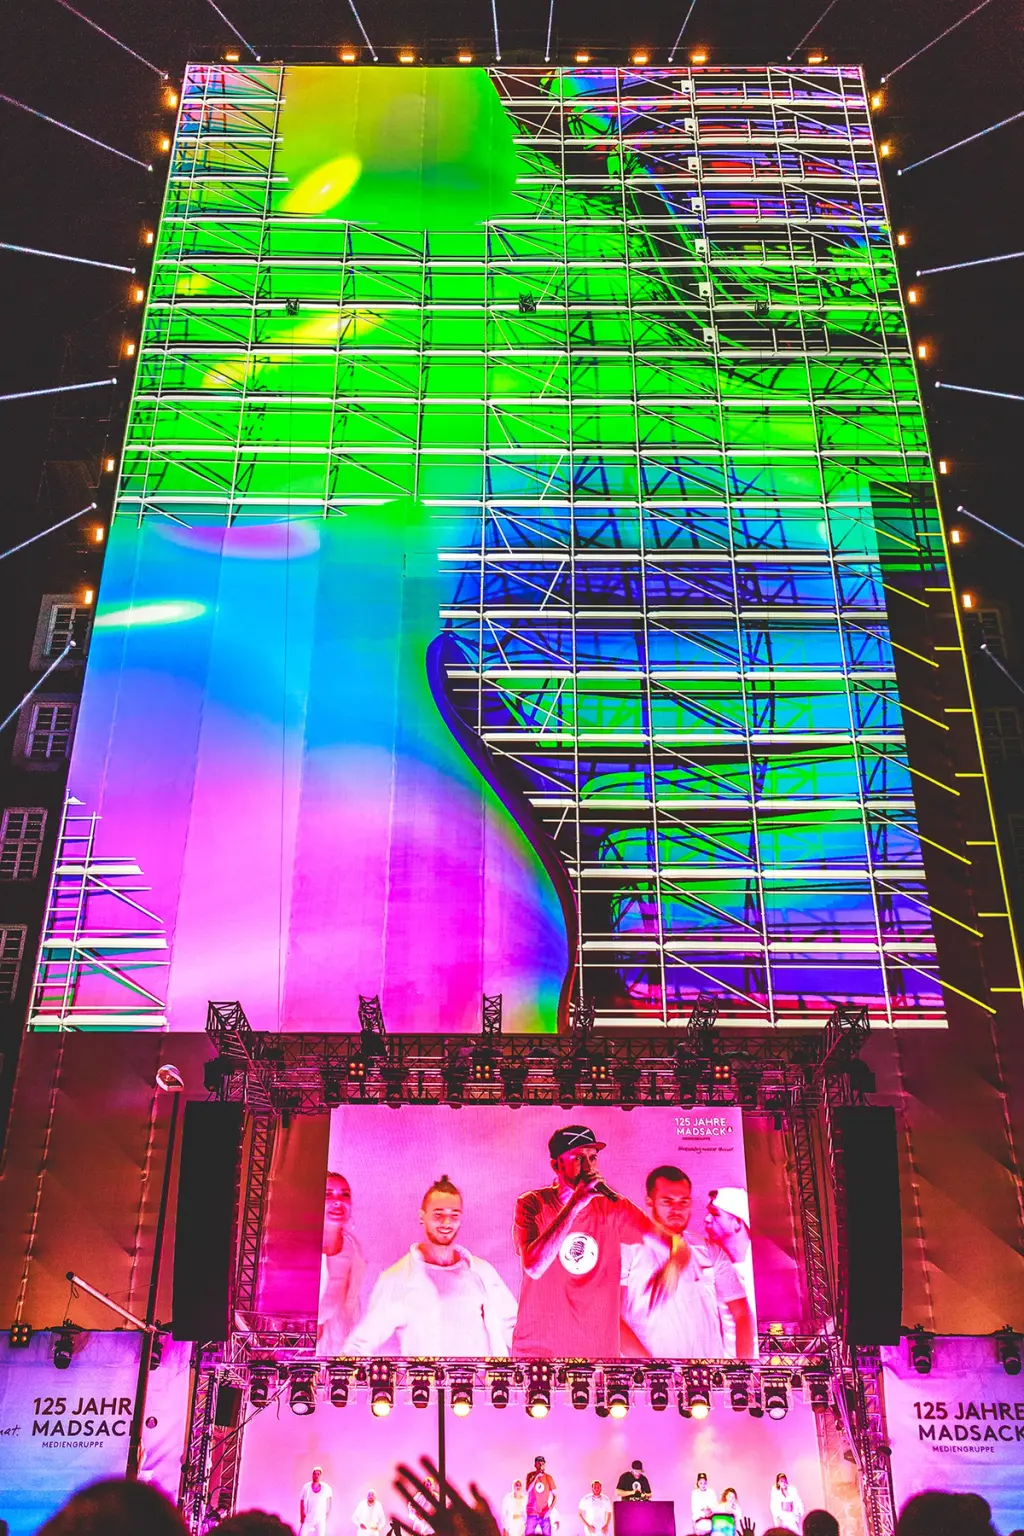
left=511, top=1124, right=687, bottom=1358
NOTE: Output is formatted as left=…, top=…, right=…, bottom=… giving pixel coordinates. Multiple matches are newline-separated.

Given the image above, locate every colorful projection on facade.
left=318, top=1107, right=756, bottom=1361
left=35, top=64, right=951, bottom=1030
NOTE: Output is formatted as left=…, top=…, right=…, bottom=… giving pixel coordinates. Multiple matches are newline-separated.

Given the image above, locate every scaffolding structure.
left=35, top=59, right=1014, bottom=1033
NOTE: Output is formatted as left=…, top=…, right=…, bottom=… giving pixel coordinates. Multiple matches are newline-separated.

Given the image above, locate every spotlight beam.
left=0, top=241, right=134, bottom=273
left=897, top=107, right=1024, bottom=175
left=51, top=0, right=166, bottom=77
left=954, top=502, right=1024, bottom=554
left=0, top=378, right=117, bottom=403
left=0, top=638, right=77, bottom=738
left=544, top=0, right=555, bottom=62
left=668, top=0, right=700, bottom=63
left=881, top=0, right=998, bottom=82
left=201, top=0, right=261, bottom=61
left=0, top=94, right=152, bottom=170
left=490, top=0, right=502, bottom=59
left=935, top=380, right=1024, bottom=403
left=0, top=502, right=98, bottom=563
left=786, top=0, right=844, bottom=62
left=345, top=0, right=378, bottom=61
left=979, top=645, right=1024, bottom=702
left=918, top=249, right=1024, bottom=276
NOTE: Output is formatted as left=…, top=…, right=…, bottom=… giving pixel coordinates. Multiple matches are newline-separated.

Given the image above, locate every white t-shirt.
left=301, top=1481, right=333, bottom=1523
left=623, top=1237, right=744, bottom=1357
left=770, top=1484, right=803, bottom=1534
left=353, top=1499, right=388, bottom=1534
left=502, top=1493, right=527, bottom=1536
left=424, top=1256, right=491, bottom=1354
left=691, top=1487, right=717, bottom=1529
left=579, top=1494, right=613, bottom=1534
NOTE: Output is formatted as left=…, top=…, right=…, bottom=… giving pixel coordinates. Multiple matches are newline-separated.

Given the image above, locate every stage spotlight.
left=996, top=1327, right=1023, bottom=1376
left=370, top=1362, right=395, bottom=1417
left=503, top=1068, right=526, bottom=1105
left=289, top=1367, right=317, bottom=1416
left=410, top=1372, right=432, bottom=1409
left=688, top=1387, right=711, bottom=1419
left=676, top=1391, right=691, bottom=1420
left=728, top=1374, right=750, bottom=1412
left=606, top=1375, right=630, bottom=1419
left=632, top=50, right=649, bottom=65
left=489, top=1371, right=512, bottom=1410
left=52, top=1325, right=77, bottom=1371
left=249, top=1365, right=275, bottom=1407
left=451, top=1376, right=474, bottom=1417
left=733, top=1065, right=760, bottom=1108
left=526, top=1362, right=552, bottom=1418
left=8, top=1323, right=32, bottom=1348
left=764, top=1382, right=789, bottom=1421
left=648, top=1374, right=670, bottom=1412
left=328, top=1368, right=350, bottom=1408
left=807, top=1376, right=831, bottom=1413
left=570, top=1373, right=591, bottom=1410
left=907, top=1326, right=934, bottom=1376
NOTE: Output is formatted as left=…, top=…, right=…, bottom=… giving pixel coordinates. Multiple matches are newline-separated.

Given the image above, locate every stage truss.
left=178, top=1000, right=895, bottom=1536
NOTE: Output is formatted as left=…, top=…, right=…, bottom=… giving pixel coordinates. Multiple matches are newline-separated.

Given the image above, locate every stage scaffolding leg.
left=179, top=1347, right=220, bottom=1532
left=852, top=1349, right=898, bottom=1536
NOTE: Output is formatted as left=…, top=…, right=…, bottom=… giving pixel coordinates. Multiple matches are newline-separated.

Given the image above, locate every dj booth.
left=614, top=1502, right=677, bottom=1536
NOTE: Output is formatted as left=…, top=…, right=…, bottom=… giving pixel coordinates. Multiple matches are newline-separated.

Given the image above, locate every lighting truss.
left=205, top=1001, right=869, bottom=1112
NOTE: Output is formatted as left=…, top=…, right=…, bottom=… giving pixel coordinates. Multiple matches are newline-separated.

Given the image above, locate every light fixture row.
left=245, top=1361, right=830, bottom=1421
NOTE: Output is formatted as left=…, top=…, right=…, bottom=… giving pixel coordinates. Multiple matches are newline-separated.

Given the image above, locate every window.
left=0, top=807, right=47, bottom=880
left=15, top=699, right=78, bottom=766
left=29, top=595, right=91, bottom=670
left=966, top=607, right=1007, bottom=661
left=978, top=609, right=1007, bottom=661
left=979, top=708, right=1023, bottom=761
left=0, top=926, right=27, bottom=1003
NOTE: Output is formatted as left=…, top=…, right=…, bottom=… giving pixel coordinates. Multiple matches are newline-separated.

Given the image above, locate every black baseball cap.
left=548, top=1124, right=606, bottom=1159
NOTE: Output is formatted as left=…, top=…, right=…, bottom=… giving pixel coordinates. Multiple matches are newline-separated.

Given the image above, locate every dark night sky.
left=1, top=0, right=1022, bottom=597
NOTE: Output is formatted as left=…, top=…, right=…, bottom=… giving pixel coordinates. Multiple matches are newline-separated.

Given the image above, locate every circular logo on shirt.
left=559, top=1230, right=599, bottom=1275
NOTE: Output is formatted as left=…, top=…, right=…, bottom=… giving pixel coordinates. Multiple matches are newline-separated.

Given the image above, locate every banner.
left=882, top=1335, right=1024, bottom=1530
left=0, top=1330, right=142, bottom=1536
left=319, top=1106, right=757, bottom=1362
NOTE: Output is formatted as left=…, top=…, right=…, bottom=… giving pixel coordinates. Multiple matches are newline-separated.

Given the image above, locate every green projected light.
left=39, top=63, right=992, bottom=1032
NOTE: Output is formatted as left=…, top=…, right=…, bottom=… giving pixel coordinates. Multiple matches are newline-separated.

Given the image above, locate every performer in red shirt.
left=512, top=1124, right=687, bottom=1357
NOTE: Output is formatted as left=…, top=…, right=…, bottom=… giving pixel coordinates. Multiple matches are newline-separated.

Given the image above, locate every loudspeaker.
left=172, top=1102, right=245, bottom=1341
left=214, top=1384, right=242, bottom=1429
left=837, top=1105, right=903, bottom=1345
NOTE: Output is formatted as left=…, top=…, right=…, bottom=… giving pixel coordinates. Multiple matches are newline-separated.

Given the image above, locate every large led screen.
left=39, top=64, right=951, bottom=1031
left=318, top=1107, right=756, bottom=1360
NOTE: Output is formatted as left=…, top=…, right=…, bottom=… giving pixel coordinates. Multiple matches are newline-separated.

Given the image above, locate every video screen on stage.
left=318, top=1106, right=757, bottom=1361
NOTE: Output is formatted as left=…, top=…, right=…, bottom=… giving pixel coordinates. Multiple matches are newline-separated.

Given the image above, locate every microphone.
left=591, top=1179, right=620, bottom=1203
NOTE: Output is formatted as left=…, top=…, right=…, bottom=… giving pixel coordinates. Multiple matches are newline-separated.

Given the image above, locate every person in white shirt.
left=705, top=1188, right=755, bottom=1357
left=407, top=1475, right=440, bottom=1536
left=715, top=1489, right=743, bottom=1526
left=622, top=1167, right=752, bottom=1359
left=502, top=1481, right=528, bottom=1536
left=579, top=1481, right=613, bottom=1536
left=344, top=1175, right=517, bottom=1356
left=319, top=1171, right=365, bottom=1356
left=299, top=1467, right=333, bottom=1536
left=353, top=1490, right=388, bottom=1536
left=769, top=1474, right=804, bottom=1535
left=690, top=1474, right=716, bottom=1536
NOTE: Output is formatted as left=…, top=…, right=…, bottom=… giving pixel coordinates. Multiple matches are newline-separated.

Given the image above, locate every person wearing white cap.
left=705, top=1188, right=754, bottom=1357
left=353, top=1490, right=388, bottom=1536
left=299, top=1466, right=333, bottom=1536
